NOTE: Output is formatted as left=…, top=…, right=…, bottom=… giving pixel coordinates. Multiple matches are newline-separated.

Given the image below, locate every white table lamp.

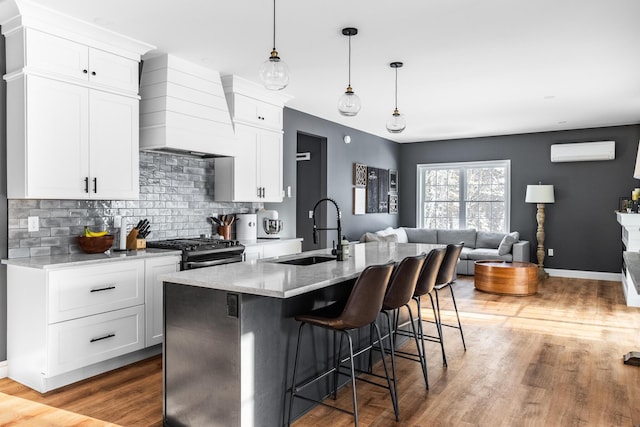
left=525, top=184, right=555, bottom=279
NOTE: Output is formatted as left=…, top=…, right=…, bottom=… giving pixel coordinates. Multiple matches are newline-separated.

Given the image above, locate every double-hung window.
left=416, top=160, right=511, bottom=232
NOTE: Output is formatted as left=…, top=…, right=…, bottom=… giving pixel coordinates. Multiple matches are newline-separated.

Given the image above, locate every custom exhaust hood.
left=139, top=54, right=237, bottom=158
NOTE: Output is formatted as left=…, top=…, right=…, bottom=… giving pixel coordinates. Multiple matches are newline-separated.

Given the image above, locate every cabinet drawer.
left=47, top=305, right=144, bottom=377
left=232, top=94, right=282, bottom=130
left=48, top=261, right=145, bottom=323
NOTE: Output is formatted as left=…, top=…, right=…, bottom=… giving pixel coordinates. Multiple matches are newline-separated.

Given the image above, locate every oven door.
left=183, top=254, right=244, bottom=270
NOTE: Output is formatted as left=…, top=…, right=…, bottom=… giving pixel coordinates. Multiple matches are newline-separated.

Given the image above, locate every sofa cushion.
left=467, top=248, right=512, bottom=262
left=459, top=247, right=473, bottom=260
left=376, top=227, right=408, bottom=243
left=437, top=229, right=477, bottom=248
left=362, top=232, right=398, bottom=243
left=475, top=231, right=506, bottom=249
left=498, top=232, right=520, bottom=255
left=403, top=228, right=438, bottom=244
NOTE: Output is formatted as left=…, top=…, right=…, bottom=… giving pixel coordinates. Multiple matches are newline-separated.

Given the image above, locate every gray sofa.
left=361, top=227, right=530, bottom=275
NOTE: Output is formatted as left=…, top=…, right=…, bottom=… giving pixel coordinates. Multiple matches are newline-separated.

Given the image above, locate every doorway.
left=296, top=132, right=327, bottom=252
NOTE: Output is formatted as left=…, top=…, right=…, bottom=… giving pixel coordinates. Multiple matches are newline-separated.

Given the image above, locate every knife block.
left=126, top=229, right=146, bottom=250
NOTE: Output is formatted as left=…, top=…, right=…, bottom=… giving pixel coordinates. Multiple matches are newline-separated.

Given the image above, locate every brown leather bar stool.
left=377, top=253, right=426, bottom=403
left=393, top=247, right=446, bottom=385
left=287, top=261, right=396, bottom=427
left=433, top=243, right=466, bottom=352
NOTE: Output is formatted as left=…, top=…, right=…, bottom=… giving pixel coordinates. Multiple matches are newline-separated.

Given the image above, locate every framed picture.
left=366, top=167, right=379, bottom=213
left=353, top=188, right=366, bottom=214
left=389, top=169, right=398, bottom=193
left=389, top=194, right=398, bottom=214
left=353, top=163, right=367, bottom=187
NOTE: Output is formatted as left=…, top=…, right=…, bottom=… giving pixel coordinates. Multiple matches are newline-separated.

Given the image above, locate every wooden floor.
left=1, top=276, right=640, bottom=426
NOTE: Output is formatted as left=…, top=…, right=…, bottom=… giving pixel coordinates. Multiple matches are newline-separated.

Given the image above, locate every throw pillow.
left=498, top=232, right=520, bottom=255
left=363, top=232, right=398, bottom=243
left=376, top=227, right=408, bottom=243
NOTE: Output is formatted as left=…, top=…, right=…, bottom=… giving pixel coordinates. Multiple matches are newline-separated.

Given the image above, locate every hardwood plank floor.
left=1, top=276, right=640, bottom=426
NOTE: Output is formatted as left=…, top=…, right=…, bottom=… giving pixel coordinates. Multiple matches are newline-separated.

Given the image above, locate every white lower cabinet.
left=6, top=254, right=179, bottom=392
left=145, top=256, right=180, bottom=347
left=47, top=305, right=144, bottom=377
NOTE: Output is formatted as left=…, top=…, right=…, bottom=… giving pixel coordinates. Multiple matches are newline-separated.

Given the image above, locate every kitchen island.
left=161, top=242, right=440, bottom=427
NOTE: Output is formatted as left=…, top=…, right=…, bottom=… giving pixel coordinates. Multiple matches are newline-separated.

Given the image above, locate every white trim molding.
left=0, top=360, right=8, bottom=379
left=546, top=269, right=621, bottom=282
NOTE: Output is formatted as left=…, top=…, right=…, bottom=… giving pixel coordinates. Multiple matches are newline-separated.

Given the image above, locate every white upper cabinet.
left=1, top=5, right=154, bottom=199
left=214, top=76, right=292, bottom=203
left=229, top=93, right=283, bottom=131
left=14, top=28, right=139, bottom=94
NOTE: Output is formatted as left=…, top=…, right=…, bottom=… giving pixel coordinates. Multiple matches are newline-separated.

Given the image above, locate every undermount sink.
left=274, top=255, right=336, bottom=266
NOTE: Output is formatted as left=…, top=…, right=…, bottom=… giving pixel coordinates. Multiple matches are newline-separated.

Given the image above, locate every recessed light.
left=544, top=95, right=556, bottom=100
left=558, top=121, right=567, bottom=124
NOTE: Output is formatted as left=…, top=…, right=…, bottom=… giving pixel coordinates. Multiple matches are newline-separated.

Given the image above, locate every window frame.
left=416, top=160, right=511, bottom=232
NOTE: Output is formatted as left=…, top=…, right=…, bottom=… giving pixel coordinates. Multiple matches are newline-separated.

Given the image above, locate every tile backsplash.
left=8, top=151, right=260, bottom=258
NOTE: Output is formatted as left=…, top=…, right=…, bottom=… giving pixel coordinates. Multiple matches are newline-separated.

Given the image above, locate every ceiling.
left=19, top=0, right=640, bottom=143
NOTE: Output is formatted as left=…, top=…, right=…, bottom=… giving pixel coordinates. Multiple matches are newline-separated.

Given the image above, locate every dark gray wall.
left=266, top=108, right=400, bottom=242
left=399, top=125, right=640, bottom=273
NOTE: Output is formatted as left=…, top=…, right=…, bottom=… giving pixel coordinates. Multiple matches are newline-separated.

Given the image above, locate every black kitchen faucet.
left=312, top=198, right=345, bottom=261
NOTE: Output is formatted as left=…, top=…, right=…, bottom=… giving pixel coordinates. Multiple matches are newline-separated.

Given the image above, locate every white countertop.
left=1, top=248, right=182, bottom=269
left=159, top=242, right=441, bottom=299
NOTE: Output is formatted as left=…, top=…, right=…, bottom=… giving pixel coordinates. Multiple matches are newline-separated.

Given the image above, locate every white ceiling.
left=21, top=0, right=640, bottom=143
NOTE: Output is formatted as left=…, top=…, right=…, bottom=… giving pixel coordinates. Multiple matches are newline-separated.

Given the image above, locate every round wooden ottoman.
left=474, top=260, right=538, bottom=296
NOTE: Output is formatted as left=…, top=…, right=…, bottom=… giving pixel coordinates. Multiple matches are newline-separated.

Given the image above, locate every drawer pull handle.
left=90, top=286, right=116, bottom=293
left=90, top=333, right=115, bottom=343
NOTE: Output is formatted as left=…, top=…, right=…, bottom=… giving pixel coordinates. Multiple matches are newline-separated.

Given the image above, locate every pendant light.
left=337, top=27, right=361, bottom=116
left=259, top=0, right=289, bottom=90
left=386, top=62, right=406, bottom=133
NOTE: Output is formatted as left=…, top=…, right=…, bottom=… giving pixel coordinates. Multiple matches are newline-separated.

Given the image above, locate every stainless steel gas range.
left=146, top=237, right=245, bottom=270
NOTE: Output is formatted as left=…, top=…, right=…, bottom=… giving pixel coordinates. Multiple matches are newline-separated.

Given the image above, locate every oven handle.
left=184, top=256, right=243, bottom=269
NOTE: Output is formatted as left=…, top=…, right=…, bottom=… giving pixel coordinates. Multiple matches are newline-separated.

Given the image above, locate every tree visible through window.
left=417, top=160, right=510, bottom=232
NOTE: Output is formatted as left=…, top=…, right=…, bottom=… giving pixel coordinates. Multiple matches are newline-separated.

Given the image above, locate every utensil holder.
left=126, top=229, right=147, bottom=250
left=218, top=225, right=231, bottom=240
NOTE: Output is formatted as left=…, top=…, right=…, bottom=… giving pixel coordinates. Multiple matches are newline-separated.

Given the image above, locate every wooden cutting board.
left=0, top=392, right=122, bottom=427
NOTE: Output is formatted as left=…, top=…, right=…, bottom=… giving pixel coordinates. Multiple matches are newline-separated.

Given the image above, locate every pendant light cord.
left=348, top=33, right=352, bottom=87
left=394, top=67, right=398, bottom=109
left=272, top=0, right=276, bottom=51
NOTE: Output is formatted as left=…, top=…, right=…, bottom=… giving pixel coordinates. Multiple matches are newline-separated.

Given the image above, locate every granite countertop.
left=1, top=248, right=182, bottom=269
left=159, top=242, right=441, bottom=299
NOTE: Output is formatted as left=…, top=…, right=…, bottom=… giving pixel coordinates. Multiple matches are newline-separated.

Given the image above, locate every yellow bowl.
left=76, top=235, right=115, bottom=254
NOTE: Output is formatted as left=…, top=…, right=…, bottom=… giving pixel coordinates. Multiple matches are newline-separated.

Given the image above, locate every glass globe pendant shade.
left=259, top=50, right=289, bottom=91
left=386, top=108, right=406, bottom=133
left=338, top=86, right=361, bottom=116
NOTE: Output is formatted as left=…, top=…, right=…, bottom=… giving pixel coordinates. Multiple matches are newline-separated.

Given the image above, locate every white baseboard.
left=0, top=360, right=7, bottom=379
left=546, top=268, right=621, bottom=282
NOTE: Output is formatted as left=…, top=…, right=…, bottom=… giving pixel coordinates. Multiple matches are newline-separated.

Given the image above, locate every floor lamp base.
left=537, top=267, right=548, bottom=280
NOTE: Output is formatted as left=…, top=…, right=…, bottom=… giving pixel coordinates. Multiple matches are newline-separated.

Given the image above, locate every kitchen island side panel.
left=163, top=283, right=241, bottom=427
left=163, top=279, right=357, bottom=426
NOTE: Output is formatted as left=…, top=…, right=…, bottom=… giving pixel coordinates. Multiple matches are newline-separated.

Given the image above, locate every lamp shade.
left=525, top=184, right=555, bottom=203
left=634, top=141, right=640, bottom=179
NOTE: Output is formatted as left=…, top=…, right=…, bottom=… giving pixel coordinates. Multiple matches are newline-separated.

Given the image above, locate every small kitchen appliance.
left=257, top=210, right=283, bottom=239
left=235, top=214, right=257, bottom=241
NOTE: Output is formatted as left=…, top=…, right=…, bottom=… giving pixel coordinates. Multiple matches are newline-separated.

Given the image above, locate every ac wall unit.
left=550, top=140, right=615, bottom=163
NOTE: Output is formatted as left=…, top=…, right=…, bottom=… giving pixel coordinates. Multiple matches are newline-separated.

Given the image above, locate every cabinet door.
left=25, top=29, right=89, bottom=83
left=259, top=129, right=283, bottom=202
left=25, top=75, right=90, bottom=199
left=232, top=94, right=282, bottom=130
left=89, top=91, right=139, bottom=199
left=232, top=124, right=260, bottom=201
left=89, top=49, right=139, bottom=93
left=144, top=256, right=180, bottom=347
